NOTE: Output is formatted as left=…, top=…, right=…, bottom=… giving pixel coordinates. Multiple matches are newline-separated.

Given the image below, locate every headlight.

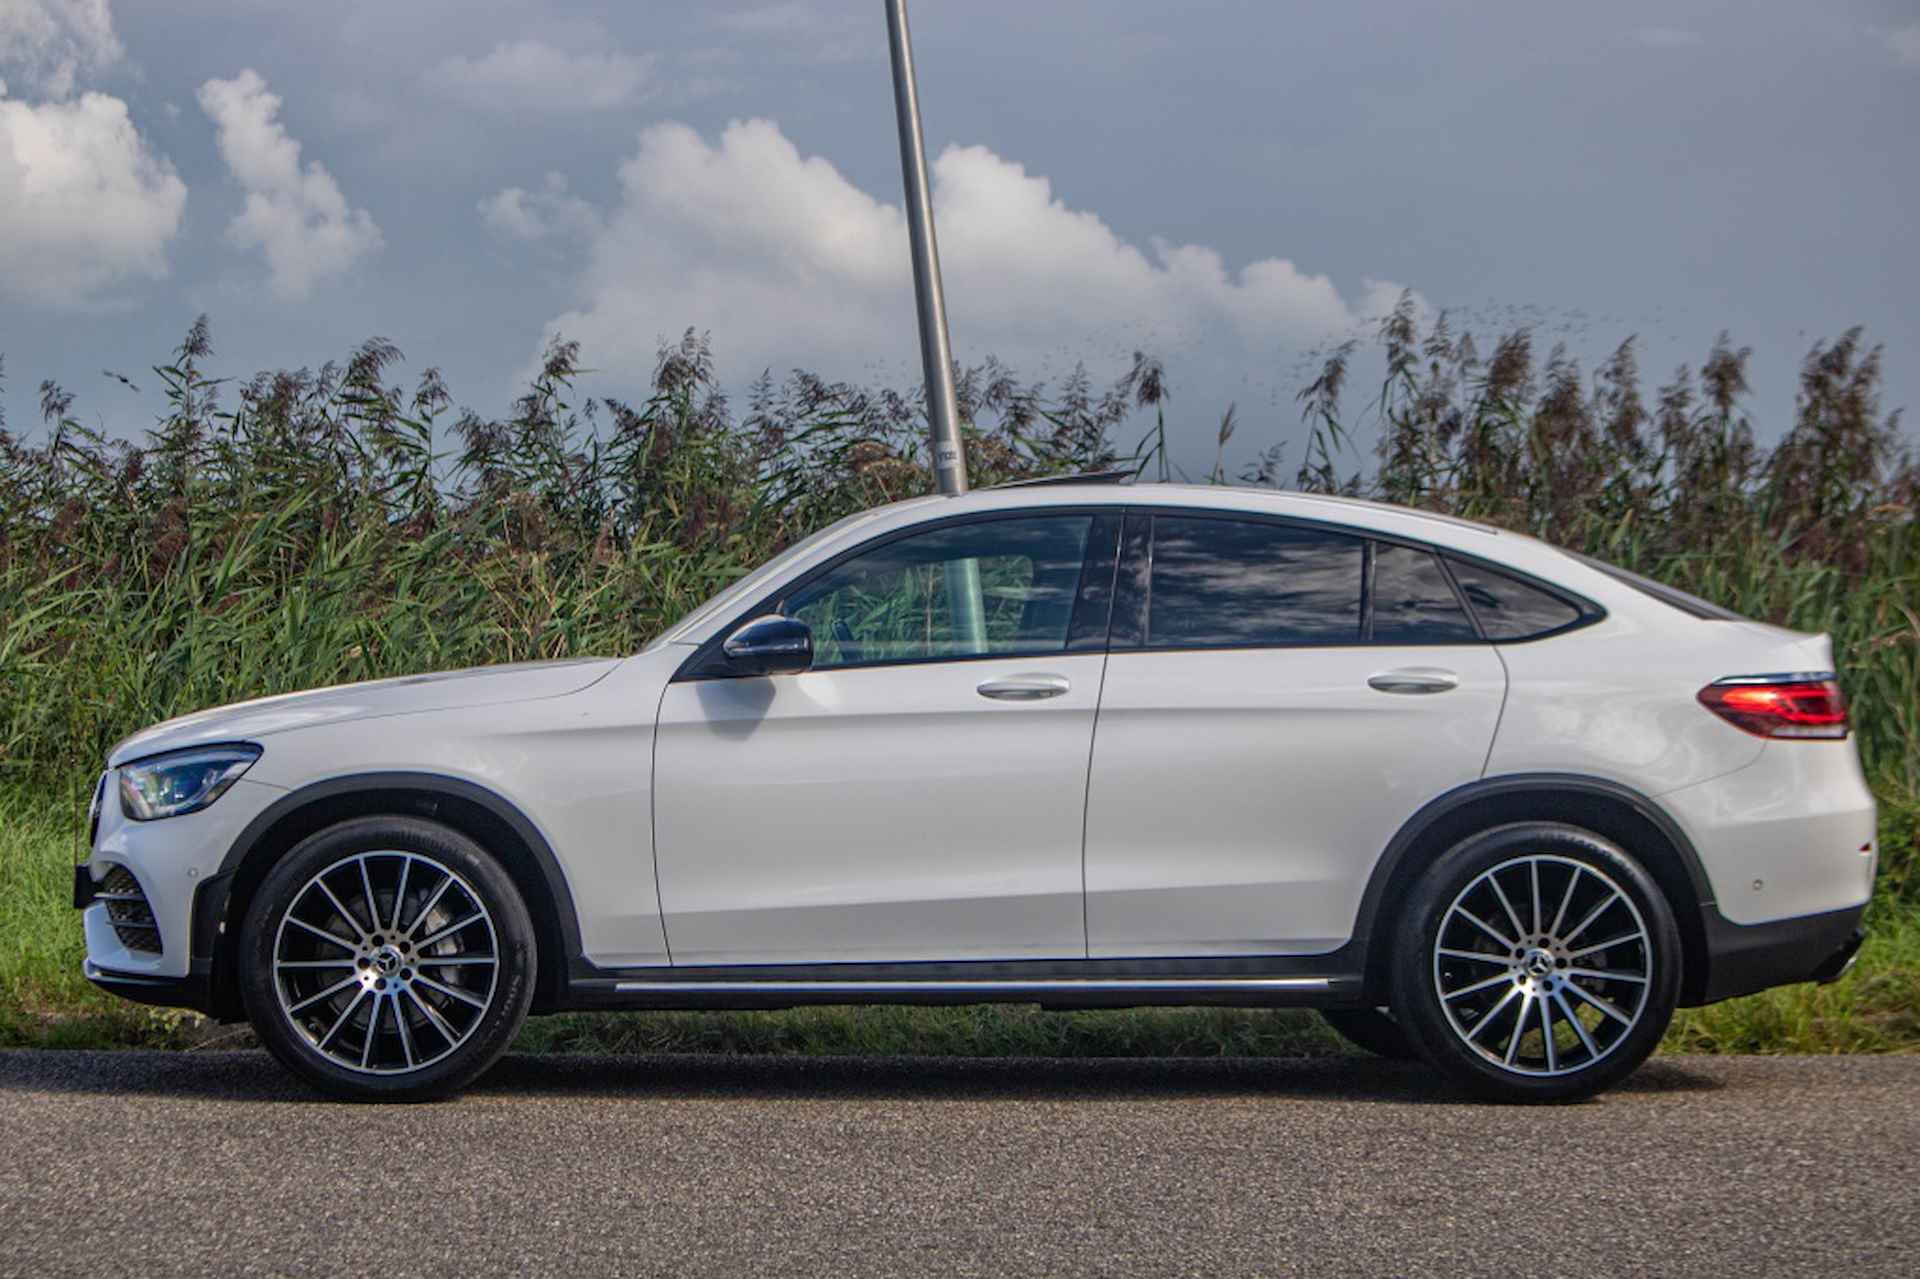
left=118, top=744, right=262, bottom=822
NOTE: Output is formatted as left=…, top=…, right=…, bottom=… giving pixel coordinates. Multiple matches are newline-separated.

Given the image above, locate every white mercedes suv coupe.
left=76, top=479, right=1875, bottom=1101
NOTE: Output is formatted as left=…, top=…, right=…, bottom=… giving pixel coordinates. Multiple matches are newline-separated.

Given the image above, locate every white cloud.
left=479, top=171, right=602, bottom=244
left=537, top=118, right=1414, bottom=398
left=1888, top=23, right=1920, bottom=68
left=1633, top=27, right=1702, bottom=49
left=0, top=0, right=121, bottom=98
left=425, top=40, right=654, bottom=112
left=197, top=69, right=382, bottom=300
left=0, top=83, right=186, bottom=305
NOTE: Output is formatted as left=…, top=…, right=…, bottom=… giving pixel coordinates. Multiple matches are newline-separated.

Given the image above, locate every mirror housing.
left=721, top=615, right=814, bottom=677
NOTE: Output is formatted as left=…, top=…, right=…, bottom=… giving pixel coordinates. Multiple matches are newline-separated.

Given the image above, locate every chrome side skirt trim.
left=612, top=976, right=1334, bottom=995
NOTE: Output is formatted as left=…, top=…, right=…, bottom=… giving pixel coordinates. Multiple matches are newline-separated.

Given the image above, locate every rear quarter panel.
left=1484, top=614, right=1767, bottom=796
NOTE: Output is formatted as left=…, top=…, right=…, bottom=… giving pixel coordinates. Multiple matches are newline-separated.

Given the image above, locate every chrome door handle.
left=1368, top=668, right=1460, bottom=695
left=977, top=674, right=1071, bottom=701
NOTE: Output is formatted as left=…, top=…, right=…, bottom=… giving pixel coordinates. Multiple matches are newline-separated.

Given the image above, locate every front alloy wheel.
left=1392, top=823, right=1681, bottom=1102
left=241, top=816, right=535, bottom=1100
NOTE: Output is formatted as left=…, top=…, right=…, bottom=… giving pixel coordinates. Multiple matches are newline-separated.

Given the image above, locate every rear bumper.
left=1688, top=902, right=1867, bottom=1005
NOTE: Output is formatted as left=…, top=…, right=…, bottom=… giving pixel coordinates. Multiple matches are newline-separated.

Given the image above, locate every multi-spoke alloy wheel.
left=1432, top=855, right=1651, bottom=1076
left=240, top=816, right=536, bottom=1101
left=273, top=851, right=500, bottom=1075
left=1391, top=822, right=1681, bottom=1103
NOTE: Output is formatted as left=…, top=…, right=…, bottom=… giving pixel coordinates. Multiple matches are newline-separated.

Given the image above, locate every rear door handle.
left=977, top=674, right=1071, bottom=701
left=1368, top=667, right=1460, bottom=695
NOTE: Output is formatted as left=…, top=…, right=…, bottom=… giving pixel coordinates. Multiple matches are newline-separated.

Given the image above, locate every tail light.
left=1698, top=675, right=1849, bottom=739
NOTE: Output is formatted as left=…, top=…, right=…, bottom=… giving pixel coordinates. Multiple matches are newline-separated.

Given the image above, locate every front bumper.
left=77, top=771, right=282, bottom=986
left=83, top=958, right=216, bottom=1016
left=1689, top=902, right=1868, bottom=1005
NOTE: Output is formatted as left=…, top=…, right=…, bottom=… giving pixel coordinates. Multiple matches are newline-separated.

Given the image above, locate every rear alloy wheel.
left=1391, top=822, right=1681, bottom=1102
left=240, top=816, right=536, bottom=1101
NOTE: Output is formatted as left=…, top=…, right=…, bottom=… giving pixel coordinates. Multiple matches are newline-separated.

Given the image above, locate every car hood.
left=106, top=657, right=624, bottom=768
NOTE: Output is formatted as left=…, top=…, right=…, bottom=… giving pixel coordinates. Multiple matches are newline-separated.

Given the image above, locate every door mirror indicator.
left=722, top=616, right=814, bottom=677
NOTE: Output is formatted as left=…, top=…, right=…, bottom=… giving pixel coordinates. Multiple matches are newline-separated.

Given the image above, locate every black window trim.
left=672, top=500, right=1607, bottom=679
left=672, top=504, right=1124, bottom=682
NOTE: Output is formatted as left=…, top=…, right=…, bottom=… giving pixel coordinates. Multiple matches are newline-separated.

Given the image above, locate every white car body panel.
left=654, top=653, right=1106, bottom=964
left=1662, top=738, right=1880, bottom=925
left=78, top=482, right=1877, bottom=1012
left=107, top=658, right=623, bottom=767
left=1084, top=644, right=1507, bottom=956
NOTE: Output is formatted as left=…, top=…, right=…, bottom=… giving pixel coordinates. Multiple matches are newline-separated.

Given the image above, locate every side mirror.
left=721, top=615, right=814, bottom=677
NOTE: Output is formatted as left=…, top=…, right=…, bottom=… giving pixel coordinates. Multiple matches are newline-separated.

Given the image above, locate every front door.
left=653, top=511, right=1118, bottom=966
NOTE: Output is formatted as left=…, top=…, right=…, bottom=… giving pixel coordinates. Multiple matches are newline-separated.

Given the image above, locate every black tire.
left=1389, top=822, right=1681, bottom=1103
left=1320, top=1007, right=1418, bottom=1060
left=239, top=815, right=537, bottom=1101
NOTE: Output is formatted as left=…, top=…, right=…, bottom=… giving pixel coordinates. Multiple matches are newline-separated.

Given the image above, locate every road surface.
left=1, top=1051, right=1915, bottom=1276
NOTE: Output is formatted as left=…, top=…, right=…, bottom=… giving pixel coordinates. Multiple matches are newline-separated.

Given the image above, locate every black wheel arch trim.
left=204, top=771, right=585, bottom=1014
left=1349, top=772, right=1717, bottom=998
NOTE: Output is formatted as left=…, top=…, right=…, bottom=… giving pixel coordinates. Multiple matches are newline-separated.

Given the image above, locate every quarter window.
left=1445, top=557, right=1583, bottom=640
left=1147, top=517, right=1363, bottom=647
left=1369, top=544, right=1479, bottom=644
left=784, top=516, right=1094, bottom=669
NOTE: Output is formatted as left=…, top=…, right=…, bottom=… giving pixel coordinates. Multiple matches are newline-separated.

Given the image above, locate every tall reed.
left=2, top=313, right=1913, bottom=893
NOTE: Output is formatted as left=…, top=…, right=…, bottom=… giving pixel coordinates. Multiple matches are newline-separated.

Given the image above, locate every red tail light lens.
left=1698, top=677, right=1849, bottom=739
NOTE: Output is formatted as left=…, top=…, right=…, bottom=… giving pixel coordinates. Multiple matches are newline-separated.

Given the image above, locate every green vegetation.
left=1, top=308, right=1914, bottom=1055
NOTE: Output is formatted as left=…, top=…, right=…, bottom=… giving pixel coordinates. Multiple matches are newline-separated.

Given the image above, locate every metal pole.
left=885, top=0, right=984, bottom=652
left=885, top=0, right=967, bottom=497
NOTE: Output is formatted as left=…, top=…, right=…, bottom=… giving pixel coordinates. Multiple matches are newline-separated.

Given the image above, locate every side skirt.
left=562, top=971, right=1365, bottom=1012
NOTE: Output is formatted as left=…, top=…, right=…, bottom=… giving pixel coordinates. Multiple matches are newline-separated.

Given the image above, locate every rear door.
left=1082, top=513, right=1507, bottom=957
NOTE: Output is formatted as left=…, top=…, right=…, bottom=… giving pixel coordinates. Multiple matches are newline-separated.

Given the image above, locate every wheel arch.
left=201, top=772, right=582, bottom=1020
left=1352, top=774, right=1714, bottom=1005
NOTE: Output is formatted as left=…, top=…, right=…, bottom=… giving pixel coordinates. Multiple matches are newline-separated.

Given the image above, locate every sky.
left=1, top=0, right=1915, bottom=476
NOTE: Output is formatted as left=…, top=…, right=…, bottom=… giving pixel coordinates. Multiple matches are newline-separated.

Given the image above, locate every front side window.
left=1370, top=544, right=1479, bottom=644
left=1147, top=516, right=1363, bottom=647
left=784, top=515, right=1094, bottom=669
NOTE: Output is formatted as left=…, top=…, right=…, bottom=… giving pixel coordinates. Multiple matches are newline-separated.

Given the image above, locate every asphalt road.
left=1, top=1051, right=1915, bottom=1277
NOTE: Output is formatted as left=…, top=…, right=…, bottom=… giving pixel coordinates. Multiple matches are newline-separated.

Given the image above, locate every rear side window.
left=1370, top=544, right=1478, bottom=644
left=1444, top=557, right=1584, bottom=640
left=1148, top=517, right=1363, bottom=647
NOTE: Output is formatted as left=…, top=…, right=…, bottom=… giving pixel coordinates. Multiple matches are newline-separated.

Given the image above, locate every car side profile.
left=76, top=479, right=1876, bottom=1101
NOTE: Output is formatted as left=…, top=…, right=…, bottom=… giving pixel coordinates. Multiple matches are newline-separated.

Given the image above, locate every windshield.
left=650, top=509, right=880, bottom=647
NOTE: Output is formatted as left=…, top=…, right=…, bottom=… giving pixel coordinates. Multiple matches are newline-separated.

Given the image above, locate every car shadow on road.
left=0, top=1048, right=1724, bottom=1107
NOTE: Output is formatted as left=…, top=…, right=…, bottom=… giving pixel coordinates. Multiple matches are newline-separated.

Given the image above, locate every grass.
left=5, top=780, right=1915, bottom=1057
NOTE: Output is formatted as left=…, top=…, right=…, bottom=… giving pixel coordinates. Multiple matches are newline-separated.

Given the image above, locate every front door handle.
left=977, top=674, right=1071, bottom=701
left=1368, top=667, right=1460, bottom=695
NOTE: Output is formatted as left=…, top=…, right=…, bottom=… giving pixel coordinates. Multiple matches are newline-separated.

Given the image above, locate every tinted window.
left=785, top=515, right=1093, bottom=668
left=1445, top=558, right=1583, bottom=640
left=1370, top=544, right=1478, bottom=644
left=1148, top=517, right=1362, bottom=647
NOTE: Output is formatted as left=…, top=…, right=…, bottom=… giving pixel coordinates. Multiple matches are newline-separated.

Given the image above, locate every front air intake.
left=96, top=865, right=162, bottom=954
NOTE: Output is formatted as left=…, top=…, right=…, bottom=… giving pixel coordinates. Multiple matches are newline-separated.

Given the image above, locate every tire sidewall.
left=239, top=815, right=537, bottom=1101
left=1391, top=821, right=1682, bottom=1103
